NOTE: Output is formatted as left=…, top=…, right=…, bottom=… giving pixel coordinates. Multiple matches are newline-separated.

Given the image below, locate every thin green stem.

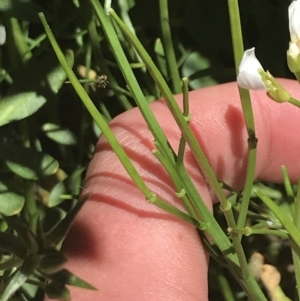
left=281, top=165, right=295, bottom=211
left=182, top=77, right=190, bottom=118
left=39, top=12, right=192, bottom=225
left=226, top=1, right=267, bottom=299
left=152, top=149, right=202, bottom=226
left=108, top=11, right=267, bottom=296
left=282, top=166, right=295, bottom=198
left=288, top=96, right=300, bottom=108
left=230, top=226, right=289, bottom=239
left=177, top=78, right=190, bottom=166
left=90, top=1, right=176, bottom=166
left=227, top=0, right=257, bottom=234
left=159, top=0, right=182, bottom=93
left=109, top=7, right=228, bottom=208
left=84, top=13, right=133, bottom=110
left=292, top=177, right=300, bottom=300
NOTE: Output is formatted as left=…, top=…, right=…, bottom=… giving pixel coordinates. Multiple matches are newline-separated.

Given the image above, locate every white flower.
left=237, top=48, right=266, bottom=90
left=288, top=1, right=300, bottom=74
left=289, top=0, right=300, bottom=44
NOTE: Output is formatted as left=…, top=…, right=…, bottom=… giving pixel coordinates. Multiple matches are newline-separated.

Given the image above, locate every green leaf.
left=42, top=123, right=77, bottom=146
left=39, top=250, right=67, bottom=274
left=0, top=254, right=40, bottom=301
left=45, top=281, right=70, bottom=301
left=181, top=51, right=217, bottom=89
left=47, top=269, right=97, bottom=290
left=44, top=197, right=87, bottom=248
left=0, top=269, right=28, bottom=301
left=0, top=143, right=59, bottom=179
left=47, top=167, right=85, bottom=207
left=0, top=181, right=24, bottom=215
left=0, top=51, right=74, bottom=127
left=3, top=216, right=38, bottom=253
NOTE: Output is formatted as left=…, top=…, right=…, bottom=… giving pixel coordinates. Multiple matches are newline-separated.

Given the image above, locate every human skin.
left=54, top=79, right=300, bottom=300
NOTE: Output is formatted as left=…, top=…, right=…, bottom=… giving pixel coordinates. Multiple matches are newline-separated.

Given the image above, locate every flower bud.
left=259, top=71, right=291, bottom=103
left=287, top=42, right=300, bottom=73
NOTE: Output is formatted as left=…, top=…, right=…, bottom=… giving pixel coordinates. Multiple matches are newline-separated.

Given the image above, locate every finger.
left=59, top=79, right=300, bottom=301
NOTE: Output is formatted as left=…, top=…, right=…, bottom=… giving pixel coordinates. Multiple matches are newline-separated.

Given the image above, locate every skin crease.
left=47, top=79, right=300, bottom=301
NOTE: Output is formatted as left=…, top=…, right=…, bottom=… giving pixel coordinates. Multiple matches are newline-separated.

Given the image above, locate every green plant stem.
left=159, top=0, right=182, bottom=93
left=177, top=78, right=190, bottom=165
left=226, top=1, right=266, bottom=299
left=109, top=7, right=228, bottom=208
left=281, top=166, right=295, bottom=212
left=152, top=149, right=202, bottom=226
left=108, top=9, right=267, bottom=298
left=90, top=1, right=177, bottom=168
left=288, top=96, right=300, bottom=108
left=282, top=165, right=294, bottom=198
left=230, top=226, right=288, bottom=239
left=83, top=10, right=133, bottom=110
left=182, top=77, right=190, bottom=118
left=39, top=12, right=195, bottom=226
left=292, top=177, right=300, bottom=300
left=88, top=4, right=248, bottom=285
left=117, top=0, right=144, bottom=69
left=227, top=0, right=257, bottom=234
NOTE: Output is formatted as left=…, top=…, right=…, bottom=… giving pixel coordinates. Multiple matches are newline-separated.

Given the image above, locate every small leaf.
left=181, top=51, right=217, bottom=89
left=45, top=281, right=70, bottom=301
left=0, top=269, right=28, bottom=301
left=47, top=168, right=85, bottom=207
left=3, top=216, right=38, bottom=253
left=42, top=123, right=77, bottom=146
left=47, top=182, right=66, bottom=208
left=39, top=250, right=67, bottom=274
left=0, top=181, right=24, bottom=215
left=44, top=197, right=87, bottom=248
left=0, top=51, right=74, bottom=127
left=0, top=143, right=59, bottom=179
left=47, top=269, right=97, bottom=290
left=0, top=254, right=40, bottom=301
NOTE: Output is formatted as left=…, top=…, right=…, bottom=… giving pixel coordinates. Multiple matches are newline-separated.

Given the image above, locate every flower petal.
left=237, top=48, right=266, bottom=90
left=289, top=0, right=300, bottom=43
